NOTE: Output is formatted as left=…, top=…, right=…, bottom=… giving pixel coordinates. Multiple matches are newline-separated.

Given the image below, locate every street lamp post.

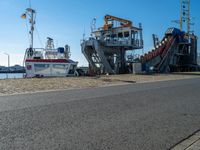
left=3, top=53, right=10, bottom=79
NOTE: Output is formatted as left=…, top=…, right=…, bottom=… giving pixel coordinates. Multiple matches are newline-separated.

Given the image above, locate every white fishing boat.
left=22, top=8, right=78, bottom=78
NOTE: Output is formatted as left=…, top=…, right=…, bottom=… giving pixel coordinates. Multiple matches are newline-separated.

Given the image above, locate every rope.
left=35, top=26, right=44, bottom=48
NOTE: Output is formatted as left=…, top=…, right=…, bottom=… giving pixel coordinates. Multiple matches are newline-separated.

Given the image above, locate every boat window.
left=34, top=64, right=50, bottom=74
left=52, top=64, right=66, bottom=75
left=124, top=32, right=130, bottom=37
left=68, top=65, right=76, bottom=74
left=118, top=32, right=123, bottom=38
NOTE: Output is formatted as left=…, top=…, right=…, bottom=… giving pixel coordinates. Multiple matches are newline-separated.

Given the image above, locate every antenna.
left=83, top=26, right=86, bottom=40
left=90, top=18, right=96, bottom=32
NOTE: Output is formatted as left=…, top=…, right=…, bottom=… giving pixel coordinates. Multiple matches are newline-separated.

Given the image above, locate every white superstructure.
left=22, top=8, right=78, bottom=77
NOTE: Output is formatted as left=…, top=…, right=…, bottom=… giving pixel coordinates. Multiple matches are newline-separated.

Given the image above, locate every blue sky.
left=0, top=0, right=199, bottom=66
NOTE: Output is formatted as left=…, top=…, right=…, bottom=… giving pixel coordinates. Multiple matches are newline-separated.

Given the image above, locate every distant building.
left=0, top=66, right=7, bottom=72
left=9, top=65, right=25, bottom=72
left=0, top=65, right=25, bottom=73
left=198, top=54, right=200, bottom=65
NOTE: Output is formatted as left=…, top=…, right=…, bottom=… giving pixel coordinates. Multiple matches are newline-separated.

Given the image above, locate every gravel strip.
left=0, top=74, right=199, bottom=95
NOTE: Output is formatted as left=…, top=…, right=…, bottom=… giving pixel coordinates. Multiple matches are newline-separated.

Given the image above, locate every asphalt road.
left=0, top=78, right=200, bottom=150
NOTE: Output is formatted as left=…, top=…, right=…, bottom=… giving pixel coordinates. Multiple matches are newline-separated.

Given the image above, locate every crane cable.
left=34, top=10, right=44, bottom=48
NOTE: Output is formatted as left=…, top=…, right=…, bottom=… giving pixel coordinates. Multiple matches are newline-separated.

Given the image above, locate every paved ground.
left=0, top=78, right=200, bottom=150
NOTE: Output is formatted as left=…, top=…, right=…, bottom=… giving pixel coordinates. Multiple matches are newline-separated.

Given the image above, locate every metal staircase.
left=156, top=36, right=177, bottom=72
left=81, top=15, right=143, bottom=74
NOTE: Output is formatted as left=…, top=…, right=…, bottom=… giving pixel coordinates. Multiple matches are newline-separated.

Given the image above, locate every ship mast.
left=21, top=8, right=36, bottom=49
left=180, top=0, right=191, bottom=34
left=172, top=0, right=192, bottom=35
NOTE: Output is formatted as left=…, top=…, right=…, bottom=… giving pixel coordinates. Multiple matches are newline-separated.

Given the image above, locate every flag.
left=21, top=13, right=26, bottom=19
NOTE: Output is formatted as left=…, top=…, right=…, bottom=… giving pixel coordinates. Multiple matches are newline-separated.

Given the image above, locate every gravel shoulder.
left=0, top=74, right=199, bottom=96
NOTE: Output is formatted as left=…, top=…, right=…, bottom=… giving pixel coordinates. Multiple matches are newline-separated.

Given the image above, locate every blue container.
left=165, top=28, right=183, bottom=36
left=57, top=47, right=65, bottom=53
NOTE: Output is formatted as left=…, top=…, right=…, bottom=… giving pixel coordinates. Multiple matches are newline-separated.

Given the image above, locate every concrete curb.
left=170, top=130, right=200, bottom=150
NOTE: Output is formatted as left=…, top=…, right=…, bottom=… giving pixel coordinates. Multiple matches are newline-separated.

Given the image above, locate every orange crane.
left=103, top=15, right=133, bottom=30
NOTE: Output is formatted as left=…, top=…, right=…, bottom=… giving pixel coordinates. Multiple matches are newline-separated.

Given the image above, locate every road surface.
left=0, top=78, right=200, bottom=150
